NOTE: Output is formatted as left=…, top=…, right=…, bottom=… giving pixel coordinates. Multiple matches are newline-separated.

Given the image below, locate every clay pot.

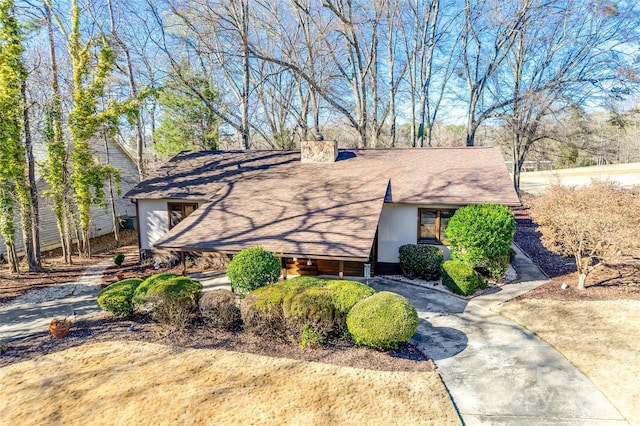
left=49, top=318, right=71, bottom=339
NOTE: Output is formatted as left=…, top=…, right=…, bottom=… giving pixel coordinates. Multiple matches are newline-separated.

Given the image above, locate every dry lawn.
left=0, top=341, right=459, bottom=425
left=496, top=299, right=640, bottom=425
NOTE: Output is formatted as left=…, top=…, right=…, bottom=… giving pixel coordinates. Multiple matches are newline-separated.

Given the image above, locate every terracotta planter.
left=49, top=318, right=71, bottom=339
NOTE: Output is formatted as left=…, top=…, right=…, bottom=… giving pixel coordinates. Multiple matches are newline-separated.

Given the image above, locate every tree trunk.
left=240, top=0, right=250, bottom=149
left=21, top=83, right=41, bottom=271
left=577, top=273, right=587, bottom=290
left=45, top=0, right=72, bottom=265
left=5, top=242, right=18, bottom=274
left=107, top=0, right=145, bottom=180
left=103, top=131, right=120, bottom=247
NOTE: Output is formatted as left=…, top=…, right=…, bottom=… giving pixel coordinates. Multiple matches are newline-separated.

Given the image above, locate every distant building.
left=0, top=134, right=139, bottom=256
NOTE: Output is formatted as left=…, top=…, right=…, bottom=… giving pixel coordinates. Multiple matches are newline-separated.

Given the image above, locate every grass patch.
left=0, top=341, right=459, bottom=425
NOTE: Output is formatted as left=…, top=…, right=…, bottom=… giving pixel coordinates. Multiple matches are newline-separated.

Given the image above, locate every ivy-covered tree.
left=153, top=69, right=220, bottom=158
left=66, top=0, right=120, bottom=257
left=0, top=0, right=36, bottom=272
left=42, top=0, right=73, bottom=264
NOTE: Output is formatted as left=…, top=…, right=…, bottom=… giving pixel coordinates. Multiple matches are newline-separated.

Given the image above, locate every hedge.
left=441, top=260, right=487, bottom=296
left=398, top=244, right=443, bottom=280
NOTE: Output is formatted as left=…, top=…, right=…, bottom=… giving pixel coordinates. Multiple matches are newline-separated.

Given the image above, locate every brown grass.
left=495, top=299, right=640, bottom=424
left=0, top=341, right=459, bottom=425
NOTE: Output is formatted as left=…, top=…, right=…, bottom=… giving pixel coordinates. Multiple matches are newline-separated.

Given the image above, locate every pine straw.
left=0, top=341, right=459, bottom=425
left=495, top=299, right=640, bottom=424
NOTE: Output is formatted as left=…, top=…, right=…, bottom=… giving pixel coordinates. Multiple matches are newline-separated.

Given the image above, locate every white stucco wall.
left=377, top=203, right=454, bottom=263
left=137, top=199, right=202, bottom=251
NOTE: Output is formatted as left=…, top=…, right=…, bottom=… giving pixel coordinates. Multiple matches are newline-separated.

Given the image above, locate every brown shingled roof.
left=126, top=147, right=519, bottom=259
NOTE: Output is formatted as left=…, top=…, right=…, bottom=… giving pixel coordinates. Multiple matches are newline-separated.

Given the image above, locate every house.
left=0, top=134, right=140, bottom=256
left=125, top=140, right=520, bottom=277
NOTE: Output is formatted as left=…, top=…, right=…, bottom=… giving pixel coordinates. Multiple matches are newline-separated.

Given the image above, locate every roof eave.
left=152, top=244, right=371, bottom=263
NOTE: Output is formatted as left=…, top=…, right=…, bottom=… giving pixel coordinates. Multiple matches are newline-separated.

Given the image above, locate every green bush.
left=346, top=291, right=419, bottom=350
left=441, top=260, right=487, bottom=296
left=398, top=244, right=443, bottom=280
left=199, top=289, right=241, bottom=330
left=113, top=253, right=125, bottom=266
left=241, top=282, right=290, bottom=336
left=144, top=276, right=203, bottom=329
left=323, top=280, right=374, bottom=315
left=132, top=273, right=180, bottom=306
left=445, top=204, right=515, bottom=280
left=227, top=246, right=281, bottom=295
left=282, top=276, right=324, bottom=289
left=97, top=278, right=143, bottom=317
left=283, top=285, right=336, bottom=340
left=324, top=280, right=374, bottom=331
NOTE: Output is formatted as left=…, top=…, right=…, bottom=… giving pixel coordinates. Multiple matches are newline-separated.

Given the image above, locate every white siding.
left=137, top=199, right=203, bottom=251
left=377, top=203, right=454, bottom=263
left=0, top=135, right=139, bottom=255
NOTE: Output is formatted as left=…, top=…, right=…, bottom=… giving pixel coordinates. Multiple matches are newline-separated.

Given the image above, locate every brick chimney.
left=300, top=139, right=339, bottom=163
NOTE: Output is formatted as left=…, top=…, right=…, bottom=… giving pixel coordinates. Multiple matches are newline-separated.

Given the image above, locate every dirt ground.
left=495, top=299, right=640, bottom=424
left=0, top=340, right=459, bottom=426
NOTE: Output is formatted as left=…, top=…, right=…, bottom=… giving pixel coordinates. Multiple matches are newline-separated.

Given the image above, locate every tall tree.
left=65, top=0, right=120, bottom=257
left=494, top=0, right=640, bottom=192
left=42, top=0, right=73, bottom=264
left=153, top=68, right=221, bottom=157
left=0, top=0, right=36, bottom=272
left=460, top=0, right=532, bottom=146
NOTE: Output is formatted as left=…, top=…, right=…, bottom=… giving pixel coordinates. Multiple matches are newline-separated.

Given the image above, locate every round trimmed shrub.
left=398, top=244, right=443, bottom=280
left=324, top=280, right=374, bottom=332
left=199, top=289, right=241, bottom=330
left=282, top=276, right=324, bottom=289
left=132, top=273, right=180, bottom=306
left=441, top=260, right=487, bottom=296
left=97, top=278, right=143, bottom=317
left=227, top=246, right=281, bottom=295
left=323, top=280, right=374, bottom=315
left=346, top=291, right=419, bottom=349
left=445, top=204, right=515, bottom=280
left=144, top=276, right=203, bottom=329
left=241, top=282, right=290, bottom=336
left=282, top=286, right=336, bottom=341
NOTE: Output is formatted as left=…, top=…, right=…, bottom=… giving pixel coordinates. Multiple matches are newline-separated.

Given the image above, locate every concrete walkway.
left=0, top=258, right=112, bottom=341
left=371, top=253, right=626, bottom=425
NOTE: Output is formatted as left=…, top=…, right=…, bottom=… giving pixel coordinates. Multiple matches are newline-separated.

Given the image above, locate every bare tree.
left=493, top=0, right=640, bottom=192
left=528, top=182, right=640, bottom=290
left=460, top=0, right=533, bottom=147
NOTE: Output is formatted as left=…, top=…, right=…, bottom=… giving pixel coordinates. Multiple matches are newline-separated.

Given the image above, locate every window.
left=168, top=202, right=198, bottom=229
left=418, top=208, right=456, bottom=244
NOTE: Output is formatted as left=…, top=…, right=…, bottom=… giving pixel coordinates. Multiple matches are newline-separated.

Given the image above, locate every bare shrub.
left=199, top=290, right=241, bottom=330
left=527, top=182, right=640, bottom=289
left=149, top=294, right=198, bottom=330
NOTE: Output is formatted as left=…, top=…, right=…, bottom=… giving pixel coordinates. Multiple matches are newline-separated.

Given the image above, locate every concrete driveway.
left=369, top=278, right=626, bottom=425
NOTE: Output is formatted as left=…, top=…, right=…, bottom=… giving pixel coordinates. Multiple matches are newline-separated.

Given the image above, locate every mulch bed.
left=512, top=206, right=576, bottom=278
left=0, top=313, right=433, bottom=372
